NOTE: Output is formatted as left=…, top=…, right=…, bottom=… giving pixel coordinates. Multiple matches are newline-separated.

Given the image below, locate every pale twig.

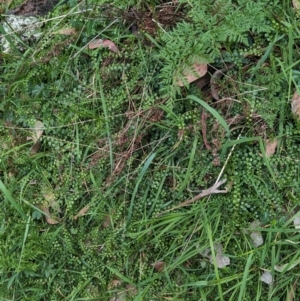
left=175, top=179, right=227, bottom=208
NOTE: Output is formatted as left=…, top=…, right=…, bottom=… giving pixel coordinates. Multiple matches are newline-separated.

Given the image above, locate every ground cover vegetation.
left=1, top=0, right=300, bottom=299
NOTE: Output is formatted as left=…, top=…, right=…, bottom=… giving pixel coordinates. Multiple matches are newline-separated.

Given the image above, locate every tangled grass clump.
left=1, top=0, right=300, bottom=300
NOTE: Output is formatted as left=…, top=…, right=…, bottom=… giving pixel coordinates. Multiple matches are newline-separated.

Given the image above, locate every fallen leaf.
left=152, top=261, right=165, bottom=272
left=40, top=187, right=61, bottom=224
left=293, top=0, right=300, bottom=9
left=73, top=205, right=89, bottom=220
left=54, top=28, right=77, bottom=35
left=265, top=138, right=278, bottom=157
left=293, top=213, right=300, bottom=229
left=125, top=284, right=138, bottom=296
left=176, top=59, right=207, bottom=86
left=201, top=243, right=230, bottom=269
left=287, top=277, right=298, bottom=301
left=27, top=120, right=44, bottom=154
left=110, top=279, right=122, bottom=288
left=88, top=39, right=120, bottom=54
left=249, top=221, right=264, bottom=247
left=31, top=120, right=45, bottom=141
left=0, top=0, right=12, bottom=6
left=291, top=91, right=300, bottom=121
left=261, top=271, right=273, bottom=285
left=40, top=205, right=60, bottom=224
left=275, top=257, right=300, bottom=272
left=214, top=255, right=230, bottom=268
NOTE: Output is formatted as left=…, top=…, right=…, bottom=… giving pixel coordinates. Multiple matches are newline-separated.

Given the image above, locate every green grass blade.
left=250, top=33, right=284, bottom=77
left=200, top=203, right=224, bottom=301
left=126, top=153, right=156, bottom=225
left=237, top=252, right=254, bottom=301
left=96, top=70, right=113, bottom=172
left=179, top=134, right=198, bottom=193
left=0, top=180, right=27, bottom=220
left=17, top=216, right=31, bottom=272
left=188, top=95, right=230, bottom=137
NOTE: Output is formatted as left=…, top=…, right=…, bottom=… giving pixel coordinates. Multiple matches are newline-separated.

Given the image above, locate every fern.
left=157, top=0, right=276, bottom=95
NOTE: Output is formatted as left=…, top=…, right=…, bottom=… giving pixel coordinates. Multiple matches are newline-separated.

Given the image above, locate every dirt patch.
left=11, top=0, right=61, bottom=16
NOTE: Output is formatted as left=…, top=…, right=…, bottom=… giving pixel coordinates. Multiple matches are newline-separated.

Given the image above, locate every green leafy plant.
left=1, top=0, right=300, bottom=300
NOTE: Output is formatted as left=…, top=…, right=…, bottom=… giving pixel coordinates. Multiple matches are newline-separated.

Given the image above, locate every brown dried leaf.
left=125, top=284, right=138, bottom=296
left=110, top=279, right=122, bottom=288
left=176, top=62, right=207, bottom=86
left=265, top=138, right=278, bottom=157
left=40, top=205, right=61, bottom=225
left=73, top=205, right=89, bottom=220
left=291, top=91, right=300, bottom=120
left=152, top=261, right=165, bottom=272
left=54, top=28, right=77, bottom=35
left=287, top=277, right=298, bottom=301
left=88, top=39, right=120, bottom=54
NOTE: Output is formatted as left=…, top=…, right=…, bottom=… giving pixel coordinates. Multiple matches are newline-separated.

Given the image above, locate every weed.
left=1, top=0, right=300, bottom=300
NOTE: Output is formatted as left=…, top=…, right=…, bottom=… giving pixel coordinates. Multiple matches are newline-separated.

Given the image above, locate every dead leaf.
left=110, top=279, right=122, bottom=288
left=41, top=187, right=59, bottom=209
left=40, top=187, right=61, bottom=224
left=293, top=0, right=300, bottom=9
left=27, top=120, right=44, bottom=154
left=73, top=205, right=89, bottom=220
left=201, top=243, right=230, bottom=269
left=0, top=0, right=12, bottom=6
left=40, top=205, right=60, bottom=224
left=291, top=91, right=300, bottom=120
left=261, top=271, right=273, bottom=285
left=249, top=221, right=264, bottom=247
left=265, top=138, right=278, bottom=157
left=88, top=39, right=120, bottom=54
left=27, top=120, right=44, bottom=142
left=152, top=261, right=165, bottom=272
left=213, top=243, right=230, bottom=268
left=125, top=284, right=138, bottom=296
left=293, top=213, right=300, bottom=229
left=287, top=277, right=298, bottom=301
left=275, top=257, right=300, bottom=272
left=213, top=255, right=230, bottom=268
left=54, top=28, right=77, bottom=35
left=176, top=60, right=207, bottom=86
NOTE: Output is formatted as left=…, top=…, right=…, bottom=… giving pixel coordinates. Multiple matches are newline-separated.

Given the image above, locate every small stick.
left=175, top=179, right=227, bottom=208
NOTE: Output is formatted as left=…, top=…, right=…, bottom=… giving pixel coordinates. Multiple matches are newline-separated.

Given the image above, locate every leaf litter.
left=261, top=270, right=273, bottom=285
left=201, top=243, right=230, bottom=269
left=249, top=220, right=264, bottom=247
left=88, top=39, right=120, bottom=54
left=176, top=59, right=207, bottom=86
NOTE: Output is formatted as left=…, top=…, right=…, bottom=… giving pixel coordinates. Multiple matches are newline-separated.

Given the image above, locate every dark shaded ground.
left=11, top=0, right=61, bottom=16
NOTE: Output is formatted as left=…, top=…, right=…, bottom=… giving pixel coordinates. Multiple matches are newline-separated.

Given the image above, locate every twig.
left=175, top=179, right=227, bottom=208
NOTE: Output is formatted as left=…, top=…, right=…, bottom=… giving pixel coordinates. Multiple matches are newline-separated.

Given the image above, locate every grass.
left=1, top=0, right=300, bottom=300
